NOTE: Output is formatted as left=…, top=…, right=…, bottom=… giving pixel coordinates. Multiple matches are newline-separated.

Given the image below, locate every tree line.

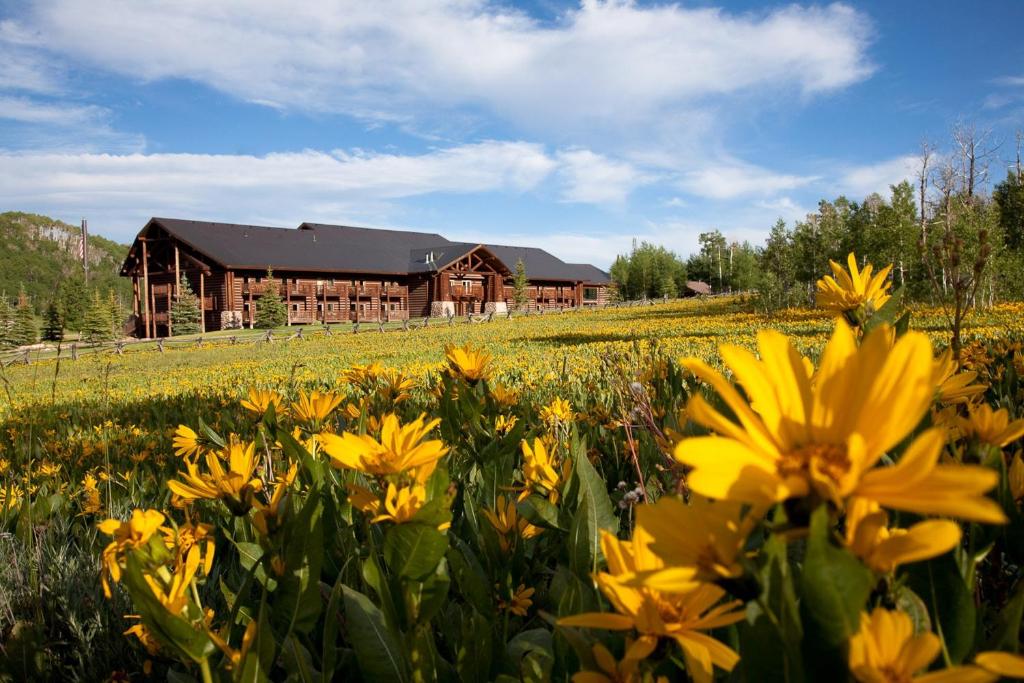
left=610, top=123, right=1024, bottom=311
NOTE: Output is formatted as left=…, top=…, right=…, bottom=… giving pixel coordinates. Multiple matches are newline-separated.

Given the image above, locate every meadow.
left=3, top=270, right=1024, bottom=682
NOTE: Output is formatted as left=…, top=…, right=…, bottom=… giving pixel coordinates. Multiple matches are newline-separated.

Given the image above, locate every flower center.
left=778, top=443, right=852, bottom=497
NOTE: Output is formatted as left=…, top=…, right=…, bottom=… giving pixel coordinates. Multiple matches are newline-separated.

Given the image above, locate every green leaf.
left=384, top=523, right=449, bottom=581
left=321, top=576, right=345, bottom=681
left=272, top=487, right=324, bottom=639
left=342, top=585, right=408, bottom=683
left=517, top=495, right=566, bottom=532
left=906, top=551, right=976, bottom=664
left=238, top=598, right=276, bottom=683
left=447, top=537, right=492, bottom=615
left=565, top=442, right=617, bottom=577
left=122, top=554, right=217, bottom=664
left=740, top=533, right=804, bottom=683
left=985, top=580, right=1024, bottom=652
left=799, top=506, right=872, bottom=676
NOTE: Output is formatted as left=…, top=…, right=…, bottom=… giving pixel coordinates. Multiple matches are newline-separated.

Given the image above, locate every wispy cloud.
left=556, top=149, right=653, bottom=205
left=679, top=161, right=818, bottom=200
left=836, top=154, right=920, bottom=199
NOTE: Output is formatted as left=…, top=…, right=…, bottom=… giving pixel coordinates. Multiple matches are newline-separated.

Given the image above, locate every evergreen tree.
left=254, top=268, right=287, bottom=329
left=171, top=277, right=202, bottom=336
left=108, top=289, right=126, bottom=338
left=512, top=258, right=529, bottom=310
left=59, top=275, right=89, bottom=333
left=10, top=288, right=38, bottom=346
left=0, top=292, right=15, bottom=348
left=42, top=300, right=63, bottom=342
left=83, top=290, right=114, bottom=343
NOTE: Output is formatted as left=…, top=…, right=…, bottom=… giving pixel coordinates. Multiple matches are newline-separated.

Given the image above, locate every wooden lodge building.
left=120, top=217, right=611, bottom=338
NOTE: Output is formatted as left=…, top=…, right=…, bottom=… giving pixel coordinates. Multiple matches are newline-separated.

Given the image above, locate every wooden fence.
left=0, top=296, right=688, bottom=367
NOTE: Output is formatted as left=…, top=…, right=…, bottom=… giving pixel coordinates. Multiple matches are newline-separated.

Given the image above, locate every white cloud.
left=755, top=196, right=811, bottom=223
left=0, top=95, right=107, bottom=126
left=0, top=141, right=559, bottom=239
left=679, top=161, right=817, bottom=199
left=837, top=154, right=920, bottom=199
left=556, top=149, right=651, bottom=204
left=13, top=0, right=873, bottom=135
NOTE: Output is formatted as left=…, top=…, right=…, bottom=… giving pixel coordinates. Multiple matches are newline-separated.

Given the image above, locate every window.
left=292, top=304, right=299, bottom=311
left=327, top=303, right=334, bottom=312
left=584, top=287, right=599, bottom=300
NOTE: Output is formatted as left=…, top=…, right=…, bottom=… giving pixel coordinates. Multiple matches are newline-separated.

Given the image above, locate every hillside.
left=0, top=211, right=131, bottom=309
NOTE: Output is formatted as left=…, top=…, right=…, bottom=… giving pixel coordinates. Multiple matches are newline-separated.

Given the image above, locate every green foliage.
left=0, top=292, right=14, bottom=349
left=610, top=241, right=687, bottom=300
left=10, top=289, right=38, bottom=346
left=254, top=268, right=288, bottom=329
left=58, top=275, right=90, bottom=333
left=82, top=290, right=114, bottom=343
left=170, top=278, right=202, bottom=336
left=0, top=212, right=129, bottom=314
left=512, top=258, right=529, bottom=310
left=42, top=300, right=63, bottom=342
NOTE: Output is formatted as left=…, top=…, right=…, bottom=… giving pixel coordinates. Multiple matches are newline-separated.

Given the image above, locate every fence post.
left=196, top=336, right=203, bottom=347
left=22, top=349, right=30, bottom=365
left=264, top=330, right=273, bottom=343
left=402, top=319, right=409, bottom=332
left=115, top=341, right=125, bottom=355
left=378, top=321, right=385, bottom=333
left=296, top=328, right=303, bottom=339
left=423, top=316, right=429, bottom=328
left=71, top=343, right=78, bottom=360
left=353, top=322, right=360, bottom=334
left=157, top=338, right=165, bottom=353
left=230, top=336, right=237, bottom=345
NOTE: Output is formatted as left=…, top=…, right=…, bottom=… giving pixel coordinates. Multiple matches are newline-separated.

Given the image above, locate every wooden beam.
left=174, top=245, right=181, bottom=298
left=141, top=240, right=151, bottom=338
left=199, top=271, right=206, bottom=333
left=149, top=284, right=157, bottom=339
left=167, top=285, right=173, bottom=337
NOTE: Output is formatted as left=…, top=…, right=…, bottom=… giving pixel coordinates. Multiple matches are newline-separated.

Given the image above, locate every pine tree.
left=42, top=300, right=63, bottom=342
left=254, top=268, right=287, bottom=328
left=83, top=290, right=114, bottom=343
left=512, top=258, right=529, bottom=311
left=59, top=275, right=89, bottom=333
left=108, top=289, right=125, bottom=338
left=0, top=292, right=14, bottom=349
left=10, top=288, right=38, bottom=346
left=171, top=277, right=202, bottom=336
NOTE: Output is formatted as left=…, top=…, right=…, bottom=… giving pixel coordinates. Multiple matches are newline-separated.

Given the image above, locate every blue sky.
left=0, top=0, right=1021, bottom=268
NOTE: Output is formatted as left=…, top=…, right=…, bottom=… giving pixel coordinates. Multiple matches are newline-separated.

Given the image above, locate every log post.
left=141, top=240, right=151, bottom=338
left=174, top=245, right=181, bottom=297
left=166, top=284, right=173, bottom=337
left=199, top=271, right=206, bottom=333
left=249, top=287, right=254, bottom=329
left=150, top=284, right=157, bottom=338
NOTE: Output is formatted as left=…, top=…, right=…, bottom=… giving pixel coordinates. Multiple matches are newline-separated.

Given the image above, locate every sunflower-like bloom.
left=675, top=321, right=1006, bottom=524
left=240, top=388, right=283, bottom=416
left=955, top=403, right=1024, bottom=448
left=815, top=252, right=892, bottom=320
left=974, top=652, right=1024, bottom=678
left=81, top=473, right=102, bottom=514
left=372, top=482, right=430, bottom=525
left=573, top=640, right=668, bottom=683
left=144, top=548, right=200, bottom=616
left=483, top=495, right=543, bottom=551
left=341, top=362, right=385, bottom=391
left=291, top=390, right=344, bottom=427
left=252, top=463, right=298, bottom=537
left=631, top=496, right=758, bottom=592
left=495, top=414, right=519, bottom=435
left=540, top=397, right=574, bottom=426
left=172, top=425, right=203, bottom=459
left=445, top=343, right=493, bottom=383
left=490, top=384, right=519, bottom=407
left=167, top=441, right=263, bottom=514
left=848, top=608, right=996, bottom=683
left=500, top=583, right=535, bottom=617
left=320, top=414, right=448, bottom=478
left=932, top=348, right=987, bottom=405
left=559, top=527, right=744, bottom=683
left=97, top=509, right=167, bottom=597
left=520, top=438, right=570, bottom=503
left=378, top=368, right=415, bottom=404
left=844, top=498, right=961, bottom=574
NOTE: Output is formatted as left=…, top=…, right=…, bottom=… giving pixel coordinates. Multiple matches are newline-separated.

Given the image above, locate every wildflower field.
left=4, top=259, right=1024, bottom=682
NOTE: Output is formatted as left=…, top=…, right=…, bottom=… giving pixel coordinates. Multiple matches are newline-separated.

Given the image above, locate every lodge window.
left=584, top=287, right=598, bottom=300
left=327, top=303, right=334, bottom=312
left=292, top=304, right=299, bottom=311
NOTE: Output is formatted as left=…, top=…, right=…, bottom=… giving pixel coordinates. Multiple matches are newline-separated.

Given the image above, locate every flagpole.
left=81, top=218, right=89, bottom=285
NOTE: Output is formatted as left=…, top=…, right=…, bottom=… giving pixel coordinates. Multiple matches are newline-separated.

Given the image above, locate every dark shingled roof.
left=132, top=217, right=610, bottom=283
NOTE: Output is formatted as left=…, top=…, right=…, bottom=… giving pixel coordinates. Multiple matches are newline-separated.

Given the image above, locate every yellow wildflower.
left=81, top=473, right=102, bottom=514
left=500, top=583, right=535, bottom=617
left=540, top=397, right=574, bottom=425
left=320, top=414, right=448, bottom=478
left=167, top=441, right=263, bottom=513
left=240, top=388, right=284, bottom=416
left=291, top=390, right=344, bottom=426
left=844, top=498, right=961, bottom=574
left=559, top=527, right=743, bottom=683
left=490, top=383, right=519, bottom=407
left=445, top=343, right=493, bottom=383
left=482, top=495, right=543, bottom=551
left=495, top=414, right=518, bottom=435
left=632, top=496, right=757, bottom=592
left=676, top=321, right=1006, bottom=523
left=371, top=482, right=428, bottom=525
left=97, top=509, right=167, bottom=598
left=815, top=252, right=892, bottom=319
left=932, top=348, right=986, bottom=405
left=848, top=608, right=994, bottom=683
left=252, top=462, right=298, bottom=537
left=573, top=640, right=666, bottom=683
left=956, top=403, right=1024, bottom=448
left=974, top=652, right=1024, bottom=678
left=172, top=425, right=203, bottom=459
left=520, top=438, right=568, bottom=503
